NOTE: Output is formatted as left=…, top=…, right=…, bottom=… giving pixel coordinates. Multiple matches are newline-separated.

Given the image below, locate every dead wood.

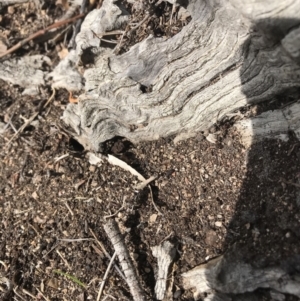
left=0, top=54, right=51, bottom=95
left=0, top=0, right=30, bottom=8
left=235, top=102, right=300, bottom=146
left=151, top=241, right=176, bottom=300
left=182, top=255, right=300, bottom=300
left=48, top=49, right=84, bottom=92
left=61, top=0, right=300, bottom=152
left=103, top=218, right=146, bottom=301
left=89, top=227, right=126, bottom=282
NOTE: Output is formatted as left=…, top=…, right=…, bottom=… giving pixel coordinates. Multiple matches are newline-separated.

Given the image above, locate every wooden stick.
left=104, top=219, right=146, bottom=301
left=97, top=251, right=117, bottom=301
left=0, top=13, right=86, bottom=59
left=89, top=227, right=126, bottom=282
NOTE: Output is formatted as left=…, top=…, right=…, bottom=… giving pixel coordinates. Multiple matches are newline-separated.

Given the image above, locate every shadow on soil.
left=209, top=18, right=300, bottom=301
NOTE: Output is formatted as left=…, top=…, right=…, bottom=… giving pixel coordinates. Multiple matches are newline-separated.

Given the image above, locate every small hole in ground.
left=68, top=138, right=84, bottom=152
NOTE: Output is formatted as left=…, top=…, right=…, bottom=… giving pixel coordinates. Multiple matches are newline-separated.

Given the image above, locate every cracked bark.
left=61, top=0, right=300, bottom=151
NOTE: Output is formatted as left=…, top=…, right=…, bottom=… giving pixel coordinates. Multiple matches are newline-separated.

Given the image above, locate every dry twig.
left=97, top=251, right=117, bottom=301
left=104, top=218, right=146, bottom=301
left=0, top=14, right=86, bottom=59
left=5, top=88, right=56, bottom=147
left=107, top=154, right=163, bottom=215
left=104, top=196, right=127, bottom=219
left=89, top=228, right=126, bottom=282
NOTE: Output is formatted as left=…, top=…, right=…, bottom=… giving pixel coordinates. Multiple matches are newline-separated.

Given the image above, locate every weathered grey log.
left=235, top=102, right=300, bottom=146
left=0, top=55, right=51, bottom=95
left=61, top=0, right=300, bottom=151
left=182, top=255, right=300, bottom=300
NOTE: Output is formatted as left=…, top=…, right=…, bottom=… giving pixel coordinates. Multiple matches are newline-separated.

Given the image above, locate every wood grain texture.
left=151, top=241, right=176, bottom=300
left=62, top=0, right=300, bottom=151
left=235, top=102, right=300, bottom=146
left=0, top=55, right=51, bottom=95
left=103, top=218, right=146, bottom=301
left=182, top=255, right=300, bottom=300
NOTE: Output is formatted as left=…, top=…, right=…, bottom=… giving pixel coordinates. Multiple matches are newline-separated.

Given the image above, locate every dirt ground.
left=1, top=1, right=300, bottom=301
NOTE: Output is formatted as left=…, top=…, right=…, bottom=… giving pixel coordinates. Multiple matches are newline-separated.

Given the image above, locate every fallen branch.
left=103, top=218, right=146, bottom=301
left=89, top=227, right=126, bottom=282
left=182, top=256, right=300, bottom=300
left=0, top=13, right=86, bottom=59
left=97, top=251, right=117, bottom=301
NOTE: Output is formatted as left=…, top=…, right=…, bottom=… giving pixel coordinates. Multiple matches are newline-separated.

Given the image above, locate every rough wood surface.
left=182, top=255, right=300, bottom=300
left=235, top=102, right=300, bottom=146
left=103, top=218, right=146, bottom=301
left=151, top=241, right=176, bottom=300
left=0, top=0, right=30, bottom=7
left=48, top=50, right=83, bottom=91
left=0, top=55, right=51, bottom=95
left=61, top=0, right=300, bottom=151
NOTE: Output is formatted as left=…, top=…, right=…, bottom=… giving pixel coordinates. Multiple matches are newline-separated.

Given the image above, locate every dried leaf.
left=47, top=278, right=59, bottom=289
left=149, top=214, right=157, bottom=223
left=32, top=191, right=39, bottom=200
left=74, top=179, right=86, bottom=190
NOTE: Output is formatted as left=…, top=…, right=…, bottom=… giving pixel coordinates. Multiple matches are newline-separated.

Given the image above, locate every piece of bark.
left=74, top=0, right=129, bottom=64
left=0, top=0, right=30, bottom=8
left=103, top=218, right=146, bottom=301
left=182, top=256, right=300, bottom=300
left=235, top=102, right=300, bottom=147
left=48, top=50, right=83, bottom=91
left=0, top=55, right=51, bottom=95
left=151, top=241, right=176, bottom=300
left=62, top=0, right=300, bottom=151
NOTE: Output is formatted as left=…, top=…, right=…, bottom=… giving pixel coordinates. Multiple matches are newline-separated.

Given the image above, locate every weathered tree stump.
left=61, top=0, right=300, bottom=151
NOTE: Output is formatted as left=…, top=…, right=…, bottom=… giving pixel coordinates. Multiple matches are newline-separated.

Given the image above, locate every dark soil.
left=1, top=1, right=300, bottom=301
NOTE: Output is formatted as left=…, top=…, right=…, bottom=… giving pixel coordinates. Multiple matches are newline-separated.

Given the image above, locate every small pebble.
left=89, top=165, right=96, bottom=172
left=215, top=221, right=222, bottom=227
left=7, top=6, right=14, bottom=14
left=205, top=230, right=218, bottom=246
